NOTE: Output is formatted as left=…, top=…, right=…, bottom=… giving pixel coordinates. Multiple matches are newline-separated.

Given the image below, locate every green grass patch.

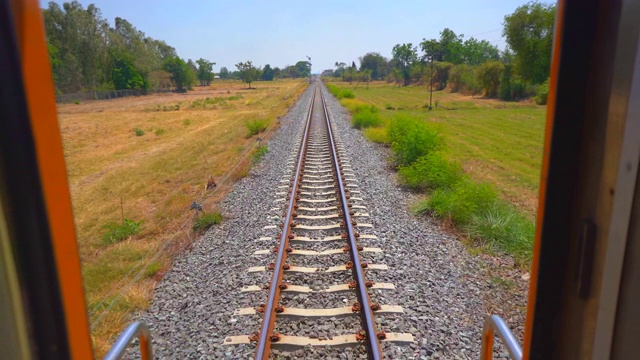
left=154, top=128, right=165, bottom=136
left=244, top=119, right=269, bottom=138
left=327, top=84, right=356, bottom=99
left=252, top=145, right=268, bottom=164
left=421, top=178, right=497, bottom=225
left=183, top=119, right=191, bottom=126
left=466, top=203, right=534, bottom=261
left=190, top=97, right=229, bottom=108
left=101, top=218, right=142, bottom=245
left=363, top=127, right=389, bottom=144
left=134, top=128, right=144, bottom=136
left=193, top=211, right=223, bottom=231
left=351, top=105, right=382, bottom=129
left=399, top=151, right=463, bottom=191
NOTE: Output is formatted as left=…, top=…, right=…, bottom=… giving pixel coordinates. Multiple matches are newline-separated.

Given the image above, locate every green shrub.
left=466, top=203, right=534, bottom=260
left=155, top=128, right=165, bottom=136
left=398, top=152, right=463, bottom=190
left=183, top=119, right=191, bottom=126
left=449, top=64, right=479, bottom=94
left=476, top=61, right=504, bottom=98
left=351, top=105, right=381, bottom=129
left=251, top=145, right=268, bottom=164
left=534, top=78, right=550, bottom=105
left=193, top=211, right=223, bottom=231
left=134, top=128, right=144, bottom=136
left=244, top=119, right=269, bottom=138
left=340, top=89, right=355, bottom=99
left=424, top=179, right=498, bottom=225
left=74, top=100, right=81, bottom=105
left=102, top=218, right=142, bottom=245
left=387, top=115, right=443, bottom=166
left=384, top=103, right=396, bottom=110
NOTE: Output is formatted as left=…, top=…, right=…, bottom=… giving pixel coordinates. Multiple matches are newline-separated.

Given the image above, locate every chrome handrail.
left=480, top=315, right=523, bottom=360
left=103, top=321, right=153, bottom=360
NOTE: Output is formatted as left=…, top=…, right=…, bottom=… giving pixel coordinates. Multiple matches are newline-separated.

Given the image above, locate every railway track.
left=225, top=83, right=414, bottom=359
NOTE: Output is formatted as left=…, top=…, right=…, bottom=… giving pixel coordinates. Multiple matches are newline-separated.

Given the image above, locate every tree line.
left=325, top=2, right=555, bottom=104
left=43, top=1, right=314, bottom=94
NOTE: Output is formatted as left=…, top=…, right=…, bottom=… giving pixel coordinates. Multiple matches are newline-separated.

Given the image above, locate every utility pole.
left=306, top=56, right=312, bottom=83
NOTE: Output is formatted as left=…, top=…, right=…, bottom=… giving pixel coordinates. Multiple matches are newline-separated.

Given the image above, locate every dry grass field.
left=57, top=79, right=307, bottom=355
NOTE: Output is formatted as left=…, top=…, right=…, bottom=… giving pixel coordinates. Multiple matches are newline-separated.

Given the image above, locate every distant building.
left=321, top=69, right=333, bottom=77
left=214, top=75, right=220, bottom=79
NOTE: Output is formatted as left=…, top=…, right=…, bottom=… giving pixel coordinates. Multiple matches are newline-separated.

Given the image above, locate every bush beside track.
left=326, top=82, right=535, bottom=263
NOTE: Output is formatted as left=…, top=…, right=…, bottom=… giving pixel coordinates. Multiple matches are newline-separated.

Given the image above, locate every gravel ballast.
left=135, top=82, right=529, bottom=359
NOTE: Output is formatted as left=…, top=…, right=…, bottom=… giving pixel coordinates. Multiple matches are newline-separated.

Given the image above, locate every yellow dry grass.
left=56, top=79, right=307, bottom=356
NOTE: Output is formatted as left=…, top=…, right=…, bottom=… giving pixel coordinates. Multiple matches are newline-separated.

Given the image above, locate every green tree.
left=503, top=1, right=556, bottom=83
left=359, top=52, right=389, bottom=80
left=284, top=65, right=300, bottom=78
left=439, top=28, right=465, bottom=64
left=420, top=38, right=442, bottom=62
left=342, top=67, right=356, bottom=83
left=295, top=61, right=311, bottom=77
left=273, top=67, right=282, bottom=80
left=43, top=1, right=110, bottom=92
left=236, top=61, right=261, bottom=88
left=333, top=62, right=347, bottom=78
left=47, top=41, right=61, bottom=86
left=112, top=56, right=148, bottom=91
left=219, top=67, right=230, bottom=79
left=162, top=57, right=192, bottom=92
left=391, top=43, right=418, bottom=86
left=462, top=38, right=500, bottom=65
left=196, top=58, right=215, bottom=86
left=42, top=1, right=181, bottom=93
left=261, top=64, right=274, bottom=81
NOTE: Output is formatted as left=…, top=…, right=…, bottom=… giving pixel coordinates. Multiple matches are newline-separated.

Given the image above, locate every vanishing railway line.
left=225, top=83, right=414, bottom=359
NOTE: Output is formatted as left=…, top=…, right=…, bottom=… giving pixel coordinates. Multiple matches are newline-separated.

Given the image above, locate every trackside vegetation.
left=327, top=83, right=536, bottom=263
left=325, top=2, right=555, bottom=105
left=192, top=211, right=223, bottom=232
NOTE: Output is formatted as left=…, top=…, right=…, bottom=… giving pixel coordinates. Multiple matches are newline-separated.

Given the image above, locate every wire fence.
left=56, top=88, right=175, bottom=104
left=88, top=82, right=310, bottom=330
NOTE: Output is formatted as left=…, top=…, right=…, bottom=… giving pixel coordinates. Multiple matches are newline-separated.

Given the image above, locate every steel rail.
left=320, top=88, right=383, bottom=359
left=254, top=89, right=316, bottom=359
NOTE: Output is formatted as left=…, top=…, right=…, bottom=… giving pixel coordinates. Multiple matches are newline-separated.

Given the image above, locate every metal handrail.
left=480, top=315, right=522, bottom=360
left=103, top=321, right=153, bottom=360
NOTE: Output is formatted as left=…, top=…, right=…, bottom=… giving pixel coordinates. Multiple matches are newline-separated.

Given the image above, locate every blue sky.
left=40, top=0, right=533, bottom=73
